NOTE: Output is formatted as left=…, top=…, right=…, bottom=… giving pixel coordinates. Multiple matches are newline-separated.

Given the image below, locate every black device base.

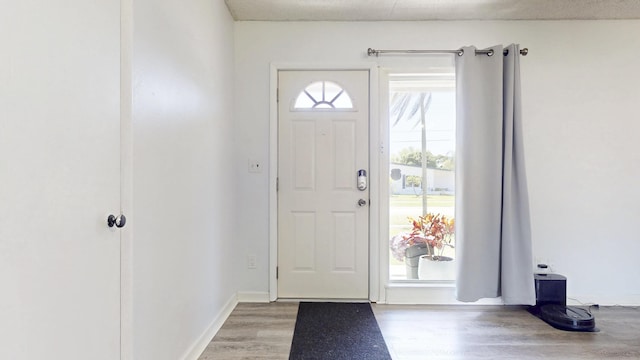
left=528, top=304, right=597, bottom=332
left=530, top=273, right=597, bottom=332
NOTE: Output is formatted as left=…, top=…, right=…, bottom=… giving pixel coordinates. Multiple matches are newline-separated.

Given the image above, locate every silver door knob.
left=107, top=214, right=126, bottom=228
left=357, top=199, right=367, bottom=207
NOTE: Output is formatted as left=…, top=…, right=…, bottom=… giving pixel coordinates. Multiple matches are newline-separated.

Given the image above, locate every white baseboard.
left=237, top=291, right=271, bottom=303
left=567, top=294, right=640, bottom=307
left=181, top=293, right=238, bottom=360
left=383, top=285, right=640, bottom=306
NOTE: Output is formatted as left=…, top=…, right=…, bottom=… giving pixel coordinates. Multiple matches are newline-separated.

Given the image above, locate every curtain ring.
left=457, top=49, right=464, bottom=56
left=487, top=50, right=494, bottom=57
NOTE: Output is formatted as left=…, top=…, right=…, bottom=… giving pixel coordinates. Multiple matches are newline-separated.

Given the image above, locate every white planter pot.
left=418, top=255, right=455, bottom=281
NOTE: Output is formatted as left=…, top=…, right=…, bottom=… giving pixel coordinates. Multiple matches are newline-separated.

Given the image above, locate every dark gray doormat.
left=289, top=302, right=392, bottom=360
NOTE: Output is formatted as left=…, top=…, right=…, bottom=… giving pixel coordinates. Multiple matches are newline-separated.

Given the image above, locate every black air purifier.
left=529, top=273, right=597, bottom=332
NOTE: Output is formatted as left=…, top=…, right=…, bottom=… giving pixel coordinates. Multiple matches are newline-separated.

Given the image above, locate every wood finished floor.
left=199, top=303, right=640, bottom=359
left=199, top=302, right=298, bottom=360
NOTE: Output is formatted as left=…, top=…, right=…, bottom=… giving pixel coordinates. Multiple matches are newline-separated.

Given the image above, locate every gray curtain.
left=455, top=44, right=536, bottom=305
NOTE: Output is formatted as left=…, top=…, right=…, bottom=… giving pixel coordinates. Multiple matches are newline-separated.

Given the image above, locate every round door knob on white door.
left=357, top=199, right=367, bottom=207
left=107, top=214, right=126, bottom=228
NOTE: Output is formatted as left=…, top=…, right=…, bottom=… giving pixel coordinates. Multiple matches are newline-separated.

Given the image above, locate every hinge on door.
left=276, top=88, right=279, bottom=103
left=276, top=177, right=279, bottom=192
left=276, top=266, right=279, bottom=279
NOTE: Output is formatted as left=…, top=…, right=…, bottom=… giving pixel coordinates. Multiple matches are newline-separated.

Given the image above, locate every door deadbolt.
left=357, top=199, right=367, bottom=207
left=357, top=169, right=367, bottom=191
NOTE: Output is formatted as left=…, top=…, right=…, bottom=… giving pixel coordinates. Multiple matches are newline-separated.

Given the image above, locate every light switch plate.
left=247, top=254, right=257, bottom=269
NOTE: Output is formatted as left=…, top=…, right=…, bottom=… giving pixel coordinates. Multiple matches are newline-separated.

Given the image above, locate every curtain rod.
left=367, top=47, right=528, bottom=57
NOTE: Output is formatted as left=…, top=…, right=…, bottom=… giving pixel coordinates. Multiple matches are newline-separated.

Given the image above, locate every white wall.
left=132, top=0, right=237, bottom=359
left=235, top=20, right=640, bottom=305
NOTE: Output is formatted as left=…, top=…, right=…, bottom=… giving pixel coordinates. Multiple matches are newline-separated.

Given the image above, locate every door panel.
left=292, top=121, right=316, bottom=189
left=278, top=70, right=369, bottom=299
left=334, top=122, right=356, bottom=189
left=332, top=212, right=356, bottom=271
left=0, top=1, right=121, bottom=359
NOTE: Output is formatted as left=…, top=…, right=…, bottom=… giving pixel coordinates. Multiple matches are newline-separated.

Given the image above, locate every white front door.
left=277, top=70, right=370, bottom=299
left=0, top=1, right=122, bottom=358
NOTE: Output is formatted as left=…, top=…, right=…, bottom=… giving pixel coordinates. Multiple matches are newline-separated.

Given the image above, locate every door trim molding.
left=268, top=63, right=379, bottom=302
left=120, top=0, right=134, bottom=358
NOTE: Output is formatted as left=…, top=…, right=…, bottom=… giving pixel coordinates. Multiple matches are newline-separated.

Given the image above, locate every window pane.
left=324, top=81, right=342, bottom=101
left=305, top=82, right=324, bottom=101
left=388, top=71, right=456, bottom=282
left=294, top=93, right=315, bottom=108
left=332, top=92, right=353, bottom=109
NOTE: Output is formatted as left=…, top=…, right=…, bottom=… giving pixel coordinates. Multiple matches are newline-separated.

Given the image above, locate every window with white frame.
left=387, top=71, right=456, bottom=282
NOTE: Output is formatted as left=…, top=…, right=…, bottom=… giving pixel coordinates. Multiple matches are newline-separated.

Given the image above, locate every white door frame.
left=269, top=63, right=380, bottom=302
left=120, top=0, right=134, bottom=358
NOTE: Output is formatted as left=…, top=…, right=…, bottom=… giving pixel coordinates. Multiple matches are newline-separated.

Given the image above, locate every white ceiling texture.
left=225, top=0, right=640, bottom=21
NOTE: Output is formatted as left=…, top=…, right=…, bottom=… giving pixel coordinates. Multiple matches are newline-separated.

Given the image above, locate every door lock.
left=357, top=169, right=367, bottom=191
left=357, top=199, right=367, bottom=207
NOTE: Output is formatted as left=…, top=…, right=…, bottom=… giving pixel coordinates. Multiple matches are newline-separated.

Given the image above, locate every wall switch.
left=247, top=254, right=257, bottom=269
left=248, top=159, right=262, bottom=173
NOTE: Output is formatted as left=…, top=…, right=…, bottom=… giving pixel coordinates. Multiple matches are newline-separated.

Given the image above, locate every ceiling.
left=224, top=0, right=640, bottom=21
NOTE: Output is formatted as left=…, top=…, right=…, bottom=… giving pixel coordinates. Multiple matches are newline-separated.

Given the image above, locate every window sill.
left=386, top=281, right=455, bottom=289
left=382, top=281, right=503, bottom=305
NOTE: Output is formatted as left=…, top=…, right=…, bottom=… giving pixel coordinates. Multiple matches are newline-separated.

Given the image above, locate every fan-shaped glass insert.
left=294, top=81, right=354, bottom=110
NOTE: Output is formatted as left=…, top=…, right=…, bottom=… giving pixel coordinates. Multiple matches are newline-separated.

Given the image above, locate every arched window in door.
left=293, top=81, right=354, bottom=110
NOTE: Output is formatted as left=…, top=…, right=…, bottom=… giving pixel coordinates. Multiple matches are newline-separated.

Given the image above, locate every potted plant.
left=390, top=213, right=455, bottom=280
